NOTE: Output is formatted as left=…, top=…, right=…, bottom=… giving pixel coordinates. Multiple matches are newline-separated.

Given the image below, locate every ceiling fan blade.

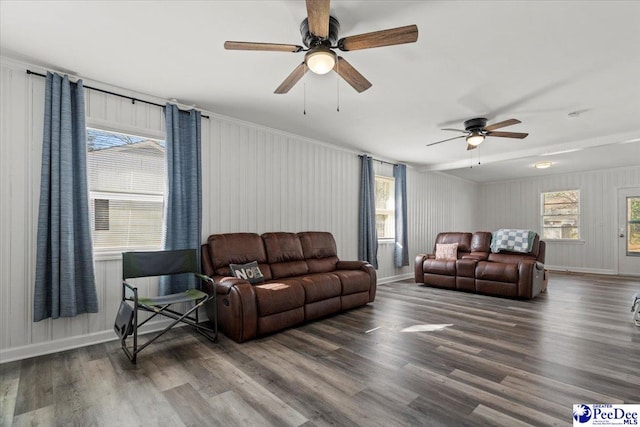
left=274, top=63, right=308, bottom=94
left=466, top=144, right=478, bottom=151
left=334, top=57, right=372, bottom=93
left=441, top=128, right=467, bottom=133
left=306, top=0, right=331, bottom=38
left=426, top=135, right=466, bottom=147
left=486, top=131, right=529, bottom=139
left=224, top=41, right=303, bottom=52
left=338, top=24, right=418, bottom=51
left=484, top=118, right=521, bottom=131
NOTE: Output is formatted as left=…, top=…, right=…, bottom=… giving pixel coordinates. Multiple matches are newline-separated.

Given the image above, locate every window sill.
left=94, top=251, right=123, bottom=262
left=378, top=238, right=396, bottom=244
left=94, top=247, right=163, bottom=262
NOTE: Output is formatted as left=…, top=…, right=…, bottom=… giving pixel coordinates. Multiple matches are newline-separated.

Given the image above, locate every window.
left=625, top=196, right=640, bottom=256
left=541, top=190, right=580, bottom=240
left=87, top=128, right=165, bottom=252
left=375, top=175, right=395, bottom=239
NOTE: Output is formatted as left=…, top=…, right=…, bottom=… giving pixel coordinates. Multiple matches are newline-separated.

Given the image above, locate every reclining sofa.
left=414, top=231, right=546, bottom=299
left=201, top=231, right=376, bottom=342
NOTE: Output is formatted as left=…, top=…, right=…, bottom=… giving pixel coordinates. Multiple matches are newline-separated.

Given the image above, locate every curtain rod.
left=359, top=154, right=399, bottom=167
left=26, top=69, right=210, bottom=119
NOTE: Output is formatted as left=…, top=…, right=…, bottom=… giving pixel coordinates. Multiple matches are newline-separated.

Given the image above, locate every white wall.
left=0, top=56, right=478, bottom=362
left=478, top=166, right=640, bottom=274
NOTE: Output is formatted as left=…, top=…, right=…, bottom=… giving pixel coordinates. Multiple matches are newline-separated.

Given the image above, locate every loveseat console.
left=415, top=231, right=546, bottom=299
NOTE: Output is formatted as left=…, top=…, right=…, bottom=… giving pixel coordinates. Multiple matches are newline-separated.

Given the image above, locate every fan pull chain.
left=336, top=59, right=340, bottom=112
left=478, top=147, right=481, bottom=165
left=303, top=65, right=307, bottom=115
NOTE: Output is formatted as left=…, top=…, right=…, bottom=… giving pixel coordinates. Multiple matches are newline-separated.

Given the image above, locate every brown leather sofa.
left=201, top=231, right=376, bottom=342
left=414, top=231, right=546, bottom=299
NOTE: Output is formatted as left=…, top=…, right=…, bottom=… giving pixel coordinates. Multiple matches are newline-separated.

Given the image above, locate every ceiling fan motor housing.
left=300, top=16, right=340, bottom=48
left=464, top=118, right=487, bottom=132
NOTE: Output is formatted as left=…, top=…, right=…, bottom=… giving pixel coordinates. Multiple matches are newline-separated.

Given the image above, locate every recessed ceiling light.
left=534, top=161, right=553, bottom=169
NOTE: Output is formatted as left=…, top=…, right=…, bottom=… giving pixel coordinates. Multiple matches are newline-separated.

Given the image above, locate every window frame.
left=375, top=175, right=396, bottom=241
left=540, top=189, right=581, bottom=241
left=86, top=126, right=166, bottom=259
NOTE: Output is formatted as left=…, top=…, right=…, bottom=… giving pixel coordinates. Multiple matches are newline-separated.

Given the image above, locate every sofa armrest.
left=517, top=260, right=544, bottom=299
left=464, top=252, right=489, bottom=261
left=215, top=276, right=248, bottom=295
left=208, top=276, right=258, bottom=343
left=336, top=260, right=367, bottom=270
left=336, top=260, right=377, bottom=302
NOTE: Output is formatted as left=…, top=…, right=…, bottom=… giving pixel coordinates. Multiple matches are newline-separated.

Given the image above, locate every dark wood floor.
left=2, top=272, right=639, bottom=426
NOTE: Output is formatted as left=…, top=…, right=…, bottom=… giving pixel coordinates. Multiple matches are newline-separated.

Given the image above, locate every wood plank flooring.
left=2, top=272, right=639, bottom=426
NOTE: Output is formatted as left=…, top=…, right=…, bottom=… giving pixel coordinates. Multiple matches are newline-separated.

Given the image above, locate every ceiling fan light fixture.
left=305, top=46, right=336, bottom=75
left=534, top=161, right=553, bottom=169
left=466, top=131, right=485, bottom=146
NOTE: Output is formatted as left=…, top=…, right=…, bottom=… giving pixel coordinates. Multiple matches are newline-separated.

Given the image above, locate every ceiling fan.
left=223, top=0, right=418, bottom=94
left=427, top=118, right=529, bottom=151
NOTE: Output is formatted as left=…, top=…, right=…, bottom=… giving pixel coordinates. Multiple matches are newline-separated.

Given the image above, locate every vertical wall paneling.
left=479, top=167, right=640, bottom=273
left=1, top=56, right=478, bottom=361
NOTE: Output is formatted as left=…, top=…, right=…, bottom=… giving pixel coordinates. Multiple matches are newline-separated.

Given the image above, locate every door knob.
left=620, top=233, right=625, bottom=238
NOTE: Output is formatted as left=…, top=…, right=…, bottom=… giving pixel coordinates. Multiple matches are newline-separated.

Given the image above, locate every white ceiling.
left=1, top=0, right=639, bottom=182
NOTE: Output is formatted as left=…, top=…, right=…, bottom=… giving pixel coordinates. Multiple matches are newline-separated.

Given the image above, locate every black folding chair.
left=115, top=249, right=217, bottom=363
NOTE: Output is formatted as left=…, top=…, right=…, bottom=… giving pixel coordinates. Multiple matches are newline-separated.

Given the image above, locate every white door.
left=618, top=187, right=640, bottom=276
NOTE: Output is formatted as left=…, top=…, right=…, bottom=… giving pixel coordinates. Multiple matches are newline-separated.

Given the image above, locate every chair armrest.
left=415, top=254, right=432, bottom=283
left=122, top=280, right=138, bottom=302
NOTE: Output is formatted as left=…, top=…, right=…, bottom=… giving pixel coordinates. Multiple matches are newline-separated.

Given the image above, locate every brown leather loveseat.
left=201, top=231, right=376, bottom=342
left=414, top=231, right=546, bottom=299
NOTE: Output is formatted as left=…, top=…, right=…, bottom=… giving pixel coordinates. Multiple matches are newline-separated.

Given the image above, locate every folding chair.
left=115, top=249, right=217, bottom=363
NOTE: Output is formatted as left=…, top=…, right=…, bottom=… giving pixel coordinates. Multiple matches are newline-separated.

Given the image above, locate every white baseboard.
left=0, top=319, right=183, bottom=364
left=377, top=273, right=414, bottom=284
left=545, top=265, right=617, bottom=276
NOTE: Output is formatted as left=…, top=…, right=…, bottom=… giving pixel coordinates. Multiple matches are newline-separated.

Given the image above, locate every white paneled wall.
left=409, top=170, right=481, bottom=258
left=202, top=118, right=359, bottom=256
left=478, top=166, right=640, bottom=273
left=1, top=56, right=478, bottom=361
left=372, top=162, right=480, bottom=281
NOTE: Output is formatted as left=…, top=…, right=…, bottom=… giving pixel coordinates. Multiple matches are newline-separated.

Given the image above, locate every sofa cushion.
left=255, top=279, right=305, bottom=316
left=434, top=232, right=472, bottom=253
left=263, top=232, right=306, bottom=263
left=423, top=259, right=456, bottom=276
left=436, top=243, right=458, bottom=260
left=207, top=233, right=272, bottom=280
left=230, top=261, right=265, bottom=284
left=298, top=232, right=339, bottom=273
left=333, top=270, right=371, bottom=295
left=299, top=273, right=341, bottom=303
left=471, top=231, right=492, bottom=253
left=263, top=232, right=310, bottom=279
left=476, top=261, right=519, bottom=283
left=487, top=253, right=537, bottom=265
